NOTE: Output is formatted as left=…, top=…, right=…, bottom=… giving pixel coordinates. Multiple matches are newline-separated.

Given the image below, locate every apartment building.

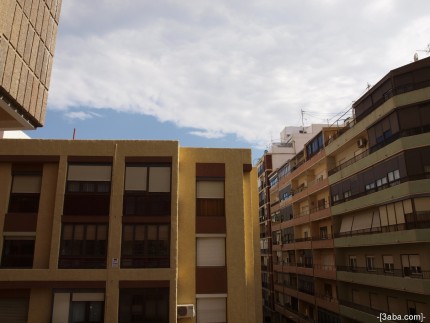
left=260, top=56, right=430, bottom=323
left=268, top=127, right=341, bottom=323
left=0, top=139, right=262, bottom=323
left=257, top=125, right=326, bottom=322
left=0, top=0, right=62, bottom=130
left=326, top=56, right=430, bottom=322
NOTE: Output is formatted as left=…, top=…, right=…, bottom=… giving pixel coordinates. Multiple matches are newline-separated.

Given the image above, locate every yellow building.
left=0, top=139, right=262, bottom=323
left=0, top=0, right=62, bottom=130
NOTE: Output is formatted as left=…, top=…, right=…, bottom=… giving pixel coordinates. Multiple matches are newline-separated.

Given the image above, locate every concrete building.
left=0, top=139, right=262, bottom=323
left=260, top=56, right=430, bottom=323
left=0, top=0, right=62, bottom=130
left=266, top=126, right=342, bottom=323
left=257, top=125, right=327, bottom=322
left=327, top=56, right=430, bottom=322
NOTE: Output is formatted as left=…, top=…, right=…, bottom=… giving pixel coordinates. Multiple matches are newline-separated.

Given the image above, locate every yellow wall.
left=0, top=140, right=261, bottom=323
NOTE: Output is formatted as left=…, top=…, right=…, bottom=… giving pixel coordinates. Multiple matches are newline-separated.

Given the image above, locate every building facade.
left=0, top=0, right=62, bottom=130
left=0, top=139, right=262, bottom=323
left=327, top=56, right=430, bottom=322
left=257, top=125, right=327, bottom=322
left=260, top=56, right=430, bottom=323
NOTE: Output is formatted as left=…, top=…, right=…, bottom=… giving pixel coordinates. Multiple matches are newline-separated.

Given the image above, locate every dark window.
left=306, top=133, right=324, bottom=159
left=119, top=288, right=169, bottom=323
left=196, top=181, right=225, bottom=216
left=123, top=164, right=171, bottom=216
left=1, top=238, right=35, bottom=268
left=8, top=174, right=41, bottom=213
left=64, top=164, right=112, bottom=216
left=59, top=224, right=107, bottom=268
left=69, top=300, right=104, bottom=323
left=121, top=224, right=169, bottom=268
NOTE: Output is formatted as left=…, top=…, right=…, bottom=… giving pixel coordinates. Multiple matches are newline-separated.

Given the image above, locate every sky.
left=28, top=0, right=430, bottom=162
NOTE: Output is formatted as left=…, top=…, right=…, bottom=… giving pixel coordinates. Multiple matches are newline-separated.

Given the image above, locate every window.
left=119, top=288, right=169, bottom=323
left=349, top=256, right=357, bottom=271
left=52, top=292, right=105, bottom=323
left=124, top=164, right=171, bottom=216
left=196, top=237, right=225, bottom=267
left=64, top=164, right=112, bottom=216
left=366, top=256, right=375, bottom=271
left=365, top=182, right=376, bottom=192
left=8, top=174, right=41, bottom=213
left=196, top=181, right=225, bottom=216
left=66, top=164, right=112, bottom=193
left=401, top=254, right=422, bottom=277
left=0, top=297, right=29, bottom=322
left=319, top=227, right=328, bottom=239
left=383, top=255, right=394, bottom=273
left=1, top=237, right=35, bottom=268
left=343, top=190, right=351, bottom=200
left=376, top=176, right=388, bottom=188
left=332, top=194, right=339, bottom=203
left=121, top=224, right=169, bottom=268
left=59, top=224, right=107, bottom=268
left=196, top=297, right=226, bottom=323
left=387, top=169, right=400, bottom=184
left=324, top=284, right=333, bottom=299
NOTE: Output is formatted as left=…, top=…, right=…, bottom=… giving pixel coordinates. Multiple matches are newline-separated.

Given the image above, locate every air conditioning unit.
left=357, top=138, right=367, bottom=148
left=177, top=304, right=195, bottom=319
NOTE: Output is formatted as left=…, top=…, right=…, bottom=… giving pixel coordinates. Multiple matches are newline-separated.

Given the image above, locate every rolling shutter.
left=197, top=297, right=226, bottom=323
left=68, top=165, right=111, bottom=181
left=197, top=237, right=225, bottom=267
left=0, top=298, right=29, bottom=323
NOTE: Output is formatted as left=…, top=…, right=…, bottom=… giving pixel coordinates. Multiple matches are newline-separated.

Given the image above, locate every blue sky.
left=26, top=0, right=430, bottom=163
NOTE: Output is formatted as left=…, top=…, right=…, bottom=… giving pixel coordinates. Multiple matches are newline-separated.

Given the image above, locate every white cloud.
left=49, top=0, right=430, bottom=148
left=65, top=111, right=102, bottom=121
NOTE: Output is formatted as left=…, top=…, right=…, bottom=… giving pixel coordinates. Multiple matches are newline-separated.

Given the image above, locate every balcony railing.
left=328, top=125, right=430, bottom=176
left=121, top=256, right=169, bottom=268
left=339, top=299, right=387, bottom=317
left=335, top=212, right=430, bottom=238
left=58, top=257, right=106, bottom=269
left=337, top=265, right=430, bottom=279
left=331, top=173, right=430, bottom=206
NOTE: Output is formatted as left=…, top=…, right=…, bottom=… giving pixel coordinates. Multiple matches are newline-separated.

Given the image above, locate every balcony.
left=315, top=293, right=339, bottom=313
left=313, top=264, right=336, bottom=280
left=335, top=213, right=430, bottom=247
left=337, top=266, right=430, bottom=294
left=58, top=257, right=106, bottom=269
left=339, top=299, right=388, bottom=323
left=328, top=125, right=430, bottom=177
left=121, top=256, right=169, bottom=268
left=311, top=234, right=334, bottom=249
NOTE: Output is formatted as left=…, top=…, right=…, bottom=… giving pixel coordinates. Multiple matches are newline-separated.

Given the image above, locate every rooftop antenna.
left=416, top=43, right=430, bottom=57
left=300, top=108, right=305, bottom=132
left=72, top=128, right=76, bottom=140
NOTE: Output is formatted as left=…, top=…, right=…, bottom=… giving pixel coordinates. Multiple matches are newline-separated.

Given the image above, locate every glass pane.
left=123, top=225, right=134, bottom=241
left=97, top=225, right=107, bottom=240
left=147, top=225, right=157, bottom=240
left=135, top=226, right=146, bottom=240
left=71, top=302, right=86, bottom=322
left=82, top=182, right=95, bottom=192
left=63, top=225, right=74, bottom=240
left=86, top=225, right=96, bottom=240
left=74, top=225, right=85, bottom=240
left=159, top=225, right=169, bottom=241
left=89, top=301, right=103, bottom=322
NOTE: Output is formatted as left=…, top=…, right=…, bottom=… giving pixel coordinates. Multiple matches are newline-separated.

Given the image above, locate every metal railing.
left=335, top=212, right=430, bottom=237
left=337, top=265, right=430, bottom=279
left=328, top=125, right=430, bottom=176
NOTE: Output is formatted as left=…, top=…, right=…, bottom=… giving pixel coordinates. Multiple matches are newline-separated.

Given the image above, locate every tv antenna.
left=414, top=43, right=430, bottom=61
